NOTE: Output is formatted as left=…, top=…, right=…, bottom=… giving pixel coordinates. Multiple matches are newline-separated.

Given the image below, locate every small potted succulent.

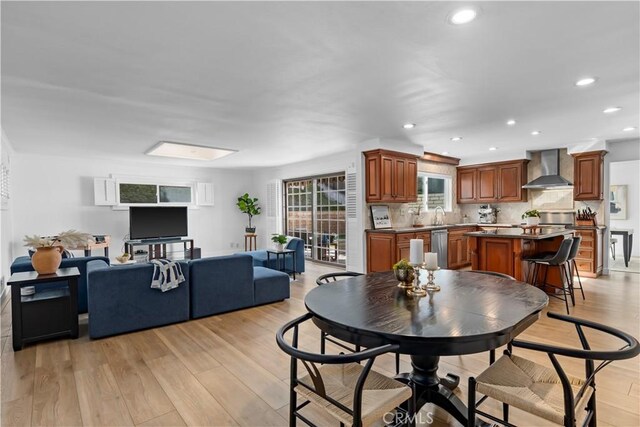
left=522, top=209, right=541, bottom=226
left=236, top=193, right=261, bottom=233
left=393, top=259, right=415, bottom=285
left=271, top=234, right=288, bottom=251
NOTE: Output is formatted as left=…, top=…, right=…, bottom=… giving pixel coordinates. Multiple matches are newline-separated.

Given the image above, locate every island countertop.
left=464, top=228, right=574, bottom=240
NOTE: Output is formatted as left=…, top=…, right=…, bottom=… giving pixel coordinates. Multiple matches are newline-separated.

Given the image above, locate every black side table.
left=8, top=267, right=80, bottom=351
left=266, top=249, right=297, bottom=280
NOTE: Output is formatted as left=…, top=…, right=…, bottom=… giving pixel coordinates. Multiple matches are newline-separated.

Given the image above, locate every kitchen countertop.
left=366, top=224, right=486, bottom=233
left=464, top=228, right=574, bottom=240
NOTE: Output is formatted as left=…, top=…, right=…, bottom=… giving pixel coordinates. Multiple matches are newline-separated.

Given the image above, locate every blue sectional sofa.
left=189, top=254, right=290, bottom=318
left=10, top=255, right=110, bottom=314
left=84, top=253, right=290, bottom=338
left=87, top=260, right=191, bottom=338
left=244, top=237, right=305, bottom=274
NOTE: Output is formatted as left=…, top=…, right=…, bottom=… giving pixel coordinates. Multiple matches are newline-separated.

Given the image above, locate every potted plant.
left=236, top=193, right=261, bottom=233
left=23, top=230, right=94, bottom=274
left=271, top=234, right=288, bottom=251
left=393, top=259, right=415, bottom=285
left=522, top=209, right=541, bottom=226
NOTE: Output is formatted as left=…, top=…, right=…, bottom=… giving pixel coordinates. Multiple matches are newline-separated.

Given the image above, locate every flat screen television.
left=129, top=206, right=188, bottom=240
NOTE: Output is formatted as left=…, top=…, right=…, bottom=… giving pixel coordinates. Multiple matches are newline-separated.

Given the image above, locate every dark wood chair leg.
left=489, top=349, right=496, bottom=365
left=320, top=332, right=326, bottom=354
left=468, top=377, right=476, bottom=427
left=395, top=353, right=400, bottom=374
left=503, top=403, right=509, bottom=423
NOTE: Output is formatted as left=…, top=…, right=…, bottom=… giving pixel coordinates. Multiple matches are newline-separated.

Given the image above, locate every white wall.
left=9, top=153, right=254, bottom=261
left=609, top=160, right=640, bottom=257
left=1, top=131, right=15, bottom=294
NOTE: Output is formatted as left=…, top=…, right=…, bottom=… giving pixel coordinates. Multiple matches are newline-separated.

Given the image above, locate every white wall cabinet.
left=93, top=178, right=116, bottom=206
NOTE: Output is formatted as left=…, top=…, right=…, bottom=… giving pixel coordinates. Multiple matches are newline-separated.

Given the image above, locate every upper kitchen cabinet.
left=572, top=151, right=606, bottom=201
left=364, top=149, right=418, bottom=203
left=456, top=159, right=529, bottom=204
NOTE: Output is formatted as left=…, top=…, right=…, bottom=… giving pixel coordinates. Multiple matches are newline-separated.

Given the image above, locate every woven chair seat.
left=295, top=363, right=412, bottom=426
left=476, top=354, right=593, bottom=425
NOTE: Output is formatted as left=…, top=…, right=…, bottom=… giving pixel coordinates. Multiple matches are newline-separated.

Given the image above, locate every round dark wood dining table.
left=305, top=269, right=549, bottom=425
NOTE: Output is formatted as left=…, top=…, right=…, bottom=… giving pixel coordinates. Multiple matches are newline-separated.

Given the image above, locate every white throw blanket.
left=150, top=259, right=185, bottom=292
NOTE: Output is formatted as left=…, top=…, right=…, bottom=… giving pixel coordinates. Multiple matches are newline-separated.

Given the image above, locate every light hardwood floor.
left=1, top=263, right=638, bottom=426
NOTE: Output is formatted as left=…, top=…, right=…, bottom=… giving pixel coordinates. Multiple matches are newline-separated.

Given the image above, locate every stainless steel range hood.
left=522, top=149, right=573, bottom=189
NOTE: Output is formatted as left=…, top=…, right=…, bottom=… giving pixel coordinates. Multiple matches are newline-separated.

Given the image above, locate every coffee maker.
left=478, top=204, right=498, bottom=224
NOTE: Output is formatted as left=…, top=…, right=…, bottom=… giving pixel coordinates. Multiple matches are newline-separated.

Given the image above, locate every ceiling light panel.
left=575, top=77, right=597, bottom=87
left=403, top=123, right=416, bottom=129
left=146, top=141, right=237, bottom=161
left=449, top=8, right=478, bottom=25
left=603, top=107, right=622, bottom=114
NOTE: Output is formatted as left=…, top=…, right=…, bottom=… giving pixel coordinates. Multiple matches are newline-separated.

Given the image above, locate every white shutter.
left=93, top=178, right=116, bottom=205
left=196, top=182, right=214, bottom=206
left=345, top=163, right=363, bottom=272
left=265, top=180, right=283, bottom=238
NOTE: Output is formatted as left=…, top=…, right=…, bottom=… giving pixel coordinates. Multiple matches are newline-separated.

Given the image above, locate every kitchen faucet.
left=433, top=206, right=446, bottom=225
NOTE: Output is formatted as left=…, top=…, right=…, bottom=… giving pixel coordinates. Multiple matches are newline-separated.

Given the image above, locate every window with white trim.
left=117, top=180, right=194, bottom=206
left=417, top=173, right=453, bottom=212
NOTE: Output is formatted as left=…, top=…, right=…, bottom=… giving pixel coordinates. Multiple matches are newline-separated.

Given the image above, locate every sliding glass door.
left=285, top=174, right=346, bottom=266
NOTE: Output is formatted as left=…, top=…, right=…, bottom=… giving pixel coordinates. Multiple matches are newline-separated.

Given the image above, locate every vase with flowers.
left=522, top=209, right=541, bottom=226
left=23, top=230, right=94, bottom=274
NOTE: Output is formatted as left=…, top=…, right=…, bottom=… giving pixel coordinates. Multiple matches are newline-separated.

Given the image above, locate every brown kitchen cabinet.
left=366, top=230, right=431, bottom=273
left=364, top=149, right=418, bottom=203
left=456, top=160, right=529, bottom=204
left=447, top=227, right=475, bottom=269
left=572, top=228, right=604, bottom=277
left=572, top=151, right=606, bottom=201
left=457, top=169, right=477, bottom=203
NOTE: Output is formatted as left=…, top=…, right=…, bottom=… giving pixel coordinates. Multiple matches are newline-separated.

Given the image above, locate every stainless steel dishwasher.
left=430, top=229, right=448, bottom=268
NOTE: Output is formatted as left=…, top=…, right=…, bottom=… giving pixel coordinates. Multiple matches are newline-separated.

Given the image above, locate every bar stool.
left=527, top=238, right=574, bottom=314
left=565, top=236, right=585, bottom=302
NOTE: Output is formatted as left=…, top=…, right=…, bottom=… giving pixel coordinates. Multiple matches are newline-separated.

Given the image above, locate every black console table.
left=267, top=249, right=296, bottom=280
left=125, top=238, right=196, bottom=260
left=8, top=268, right=80, bottom=351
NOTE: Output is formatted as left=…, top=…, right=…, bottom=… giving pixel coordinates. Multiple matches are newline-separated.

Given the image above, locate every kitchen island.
left=465, top=228, right=575, bottom=285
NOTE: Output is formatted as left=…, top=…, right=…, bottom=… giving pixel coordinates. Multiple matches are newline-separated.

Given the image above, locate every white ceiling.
left=2, top=1, right=639, bottom=168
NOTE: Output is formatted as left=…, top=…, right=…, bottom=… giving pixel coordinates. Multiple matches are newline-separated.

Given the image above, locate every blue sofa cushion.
left=189, top=254, right=254, bottom=318
left=87, top=261, right=190, bottom=338
left=11, top=255, right=110, bottom=314
left=253, top=267, right=290, bottom=305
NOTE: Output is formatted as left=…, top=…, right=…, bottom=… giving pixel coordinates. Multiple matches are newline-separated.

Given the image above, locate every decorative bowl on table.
left=115, top=253, right=131, bottom=263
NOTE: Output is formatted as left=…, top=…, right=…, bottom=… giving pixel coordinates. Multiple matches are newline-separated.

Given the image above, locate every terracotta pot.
left=31, top=246, right=63, bottom=274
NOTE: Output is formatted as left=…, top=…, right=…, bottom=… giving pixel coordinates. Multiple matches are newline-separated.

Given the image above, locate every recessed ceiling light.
left=531, top=130, right=541, bottom=136
left=506, top=119, right=516, bottom=126
left=489, top=147, right=497, bottom=151
left=146, top=141, right=237, bottom=161
left=575, top=77, right=597, bottom=87
left=623, top=127, right=637, bottom=132
left=441, top=151, right=449, bottom=155
left=449, top=8, right=478, bottom=25
left=403, top=123, right=416, bottom=129
left=450, top=136, right=462, bottom=142
left=603, top=107, right=622, bottom=114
